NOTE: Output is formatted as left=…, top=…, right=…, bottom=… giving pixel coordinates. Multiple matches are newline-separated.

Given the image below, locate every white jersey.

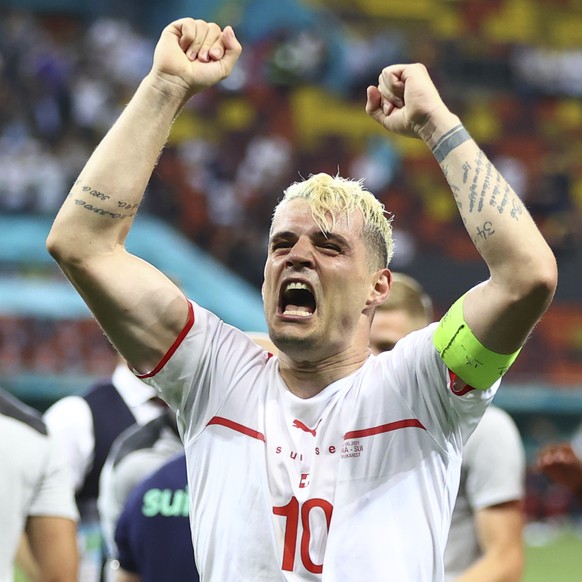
left=141, top=302, right=497, bottom=581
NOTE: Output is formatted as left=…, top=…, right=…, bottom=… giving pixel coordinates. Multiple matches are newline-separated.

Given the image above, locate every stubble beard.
left=269, top=325, right=321, bottom=361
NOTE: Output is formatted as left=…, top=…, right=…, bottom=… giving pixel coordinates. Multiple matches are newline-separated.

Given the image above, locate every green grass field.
left=13, top=525, right=582, bottom=581
left=524, top=525, right=582, bottom=582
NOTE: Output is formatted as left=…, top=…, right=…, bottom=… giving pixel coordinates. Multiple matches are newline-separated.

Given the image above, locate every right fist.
left=151, top=18, right=242, bottom=96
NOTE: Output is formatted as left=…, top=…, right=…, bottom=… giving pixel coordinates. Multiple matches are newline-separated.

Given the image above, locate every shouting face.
left=263, top=198, right=387, bottom=362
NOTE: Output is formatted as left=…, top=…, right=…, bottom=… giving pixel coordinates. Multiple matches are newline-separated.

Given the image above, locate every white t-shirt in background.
left=444, top=405, right=525, bottom=581
left=0, top=391, right=78, bottom=582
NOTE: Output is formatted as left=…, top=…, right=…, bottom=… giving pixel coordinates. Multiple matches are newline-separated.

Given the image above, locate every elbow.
left=46, top=220, right=107, bottom=271
left=46, top=227, right=81, bottom=270
left=46, top=227, right=65, bottom=264
left=528, top=256, right=558, bottom=311
left=507, top=252, right=558, bottom=313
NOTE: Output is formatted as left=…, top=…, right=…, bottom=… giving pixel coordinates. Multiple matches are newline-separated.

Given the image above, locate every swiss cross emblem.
left=299, top=473, right=311, bottom=488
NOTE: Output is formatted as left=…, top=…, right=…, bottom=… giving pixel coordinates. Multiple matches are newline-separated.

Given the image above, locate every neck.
left=278, top=347, right=370, bottom=399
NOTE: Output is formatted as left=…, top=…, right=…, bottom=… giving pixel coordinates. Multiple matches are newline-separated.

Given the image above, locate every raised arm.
left=366, top=64, right=557, bottom=355
left=47, top=19, right=242, bottom=373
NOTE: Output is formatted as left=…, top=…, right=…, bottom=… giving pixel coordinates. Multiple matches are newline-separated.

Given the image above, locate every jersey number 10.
left=273, top=496, right=333, bottom=574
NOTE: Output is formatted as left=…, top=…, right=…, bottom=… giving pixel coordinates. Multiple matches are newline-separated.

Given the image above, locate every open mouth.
left=279, top=281, right=316, bottom=318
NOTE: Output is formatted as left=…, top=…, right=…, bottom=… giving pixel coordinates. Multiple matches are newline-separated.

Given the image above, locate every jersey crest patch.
left=448, top=370, right=475, bottom=396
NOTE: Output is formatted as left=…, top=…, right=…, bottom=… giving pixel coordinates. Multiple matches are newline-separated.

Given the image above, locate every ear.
left=367, top=268, right=391, bottom=307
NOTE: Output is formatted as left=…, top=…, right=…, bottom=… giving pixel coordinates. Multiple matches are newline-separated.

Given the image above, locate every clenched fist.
left=150, top=18, right=242, bottom=98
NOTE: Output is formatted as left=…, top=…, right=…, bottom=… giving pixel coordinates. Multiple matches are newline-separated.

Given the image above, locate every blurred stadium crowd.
left=2, top=0, right=582, bottom=382
left=1, top=0, right=582, bottom=525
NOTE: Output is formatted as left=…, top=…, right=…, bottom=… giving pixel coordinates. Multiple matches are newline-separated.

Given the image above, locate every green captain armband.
left=433, top=295, right=521, bottom=391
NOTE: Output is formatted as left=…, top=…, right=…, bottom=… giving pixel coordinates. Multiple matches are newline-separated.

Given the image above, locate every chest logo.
left=292, top=418, right=322, bottom=437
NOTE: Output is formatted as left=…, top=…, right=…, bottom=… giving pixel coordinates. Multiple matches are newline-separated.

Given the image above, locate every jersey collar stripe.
left=207, top=416, right=266, bottom=442
left=344, top=418, right=426, bottom=440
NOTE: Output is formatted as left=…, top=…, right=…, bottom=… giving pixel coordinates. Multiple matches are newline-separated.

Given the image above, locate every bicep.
left=64, top=249, right=189, bottom=374
left=26, top=516, right=78, bottom=581
left=463, top=280, right=547, bottom=355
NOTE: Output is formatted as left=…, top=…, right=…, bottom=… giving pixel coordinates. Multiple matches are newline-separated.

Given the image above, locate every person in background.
left=537, top=428, right=582, bottom=503
left=369, top=272, right=434, bottom=354
left=46, top=17, right=556, bottom=580
left=371, top=273, right=526, bottom=582
left=44, top=357, right=166, bottom=581
left=99, top=409, right=182, bottom=576
left=0, top=387, right=78, bottom=582
left=113, top=453, right=196, bottom=582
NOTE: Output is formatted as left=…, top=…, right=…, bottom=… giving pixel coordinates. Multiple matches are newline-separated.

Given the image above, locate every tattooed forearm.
left=497, top=183, right=511, bottom=215
left=489, top=171, right=502, bottom=209
left=510, top=197, right=523, bottom=220
left=82, top=185, right=110, bottom=201
left=462, top=162, right=471, bottom=184
left=459, top=151, right=523, bottom=221
left=432, top=124, right=471, bottom=163
left=70, top=182, right=139, bottom=219
left=478, top=159, right=493, bottom=212
left=118, top=201, right=138, bottom=210
left=476, top=221, right=495, bottom=240
left=73, top=199, right=137, bottom=219
left=468, top=151, right=485, bottom=212
left=444, top=164, right=463, bottom=206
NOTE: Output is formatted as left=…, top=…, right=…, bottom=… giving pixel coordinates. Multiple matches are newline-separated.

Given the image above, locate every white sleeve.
left=141, top=303, right=266, bottom=440
left=462, top=406, right=526, bottom=509
left=43, top=396, right=94, bottom=492
left=28, top=434, right=79, bottom=520
left=386, top=324, right=498, bottom=451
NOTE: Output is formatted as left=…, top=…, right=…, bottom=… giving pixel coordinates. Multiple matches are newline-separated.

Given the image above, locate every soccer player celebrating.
left=47, top=18, right=556, bottom=580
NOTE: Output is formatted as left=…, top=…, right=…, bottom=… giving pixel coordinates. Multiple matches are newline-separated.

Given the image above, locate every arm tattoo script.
left=476, top=221, right=495, bottom=240
left=461, top=152, right=522, bottom=220
left=71, top=182, right=138, bottom=219
left=73, top=199, right=137, bottom=219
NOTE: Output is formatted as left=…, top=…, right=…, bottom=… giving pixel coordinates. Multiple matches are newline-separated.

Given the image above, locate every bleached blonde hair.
left=273, top=173, right=394, bottom=269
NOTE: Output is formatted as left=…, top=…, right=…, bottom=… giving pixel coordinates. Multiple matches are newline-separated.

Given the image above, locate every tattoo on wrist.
left=432, top=124, right=471, bottom=163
